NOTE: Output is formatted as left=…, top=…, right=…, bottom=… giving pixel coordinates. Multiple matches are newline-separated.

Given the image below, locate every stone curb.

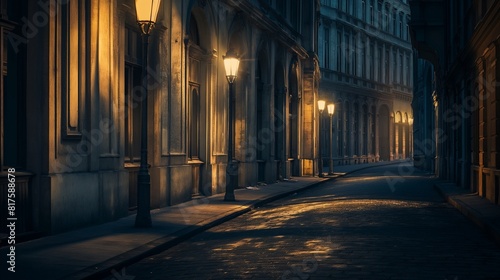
left=69, top=161, right=406, bottom=279
left=434, top=183, right=500, bottom=248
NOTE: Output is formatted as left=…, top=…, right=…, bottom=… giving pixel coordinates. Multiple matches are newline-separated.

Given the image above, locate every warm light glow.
left=409, top=117, right=414, bottom=125
left=327, top=103, right=335, bottom=115
left=135, top=0, right=161, bottom=34
left=317, top=100, right=326, bottom=112
left=223, top=49, right=240, bottom=84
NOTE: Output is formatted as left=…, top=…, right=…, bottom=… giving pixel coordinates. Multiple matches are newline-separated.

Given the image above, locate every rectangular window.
left=370, top=1, right=374, bottom=25
left=393, top=51, right=397, bottom=83
left=324, top=27, right=330, bottom=68
left=393, top=11, right=397, bottom=35
left=406, top=23, right=410, bottom=41
left=124, top=27, right=143, bottom=163
left=352, top=33, right=357, bottom=76
left=399, top=54, right=403, bottom=83
left=61, top=0, right=86, bottom=139
left=399, top=14, right=403, bottom=38
left=337, top=31, right=342, bottom=71
left=384, top=6, right=389, bottom=31
left=361, top=41, right=366, bottom=78
left=385, top=49, right=390, bottom=84
left=291, top=1, right=300, bottom=30
left=377, top=2, right=382, bottom=28
left=2, top=16, right=26, bottom=169
left=406, top=55, right=410, bottom=86
left=362, top=0, right=366, bottom=21
left=378, top=46, right=382, bottom=82
left=189, top=84, right=200, bottom=159
left=124, top=64, right=142, bottom=162
left=345, top=33, right=350, bottom=74
left=370, top=43, right=375, bottom=80
left=277, top=0, right=286, bottom=17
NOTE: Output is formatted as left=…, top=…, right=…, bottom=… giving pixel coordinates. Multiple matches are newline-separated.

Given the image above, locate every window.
left=377, top=2, right=382, bottom=28
left=189, top=87, right=200, bottom=159
left=393, top=51, right=397, bottom=83
left=323, top=27, right=330, bottom=68
left=361, top=40, right=366, bottom=78
left=370, top=0, right=374, bottom=25
left=321, top=0, right=331, bottom=6
left=370, top=43, right=374, bottom=80
left=362, top=0, right=366, bottom=21
left=337, top=31, right=342, bottom=71
left=345, top=33, right=350, bottom=74
left=378, top=46, right=382, bottom=82
left=352, top=33, right=357, bottom=76
left=124, top=26, right=143, bottom=163
left=384, top=5, right=389, bottom=31
left=276, top=0, right=286, bottom=17
left=406, top=55, right=410, bottom=86
left=385, top=49, right=390, bottom=84
left=188, top=15, right=202, bottom=160
left=291, top=1, right=300, bottom=30
left=2, top=13, right=27, bottom=169
left=393, top=10, right=397, bottom=35
left=399, top=53, right=403, bottom=83
left=406, top=23, right=410, bottom=41
left=124, top=64, right=142, bottom=163
left=399, top=13, right=403, bottom=38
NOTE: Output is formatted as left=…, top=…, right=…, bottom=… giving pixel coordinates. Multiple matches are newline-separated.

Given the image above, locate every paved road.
left=105, top=163, right=500, bottom=280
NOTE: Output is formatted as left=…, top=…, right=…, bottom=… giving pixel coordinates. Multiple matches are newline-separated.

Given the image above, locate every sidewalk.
left=0, top=160, right=403, bottom=280
left=434, top=182, right=500, bottom=247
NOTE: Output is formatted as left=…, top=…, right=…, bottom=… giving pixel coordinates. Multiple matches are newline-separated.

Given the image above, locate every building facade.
left=318, top=0, right=414, bottom=167
left=0, top=0, right=321, bottom=234
left=410, top=0, right=500, bottom=206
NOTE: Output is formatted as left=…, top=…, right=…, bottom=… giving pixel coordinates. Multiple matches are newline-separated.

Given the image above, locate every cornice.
left=224, top=0, right=309, bottom=60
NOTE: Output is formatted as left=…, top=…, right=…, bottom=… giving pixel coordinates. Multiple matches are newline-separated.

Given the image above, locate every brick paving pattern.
left=108, top=163, right=500, bottom=280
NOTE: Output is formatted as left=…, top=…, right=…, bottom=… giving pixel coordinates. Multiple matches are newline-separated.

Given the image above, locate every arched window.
left=188, top=14, right=202, bottom=160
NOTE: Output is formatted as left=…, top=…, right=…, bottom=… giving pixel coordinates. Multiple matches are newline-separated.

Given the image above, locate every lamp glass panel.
left=224, top=57, right=240, bottom=78
left=135, top=0, right=161, bottom=23
left=327, top=104, right=335, bottom=115
left=317, top=100, right=326, bottom=111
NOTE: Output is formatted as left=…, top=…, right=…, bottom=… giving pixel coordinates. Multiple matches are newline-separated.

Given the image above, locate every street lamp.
left=317, top=100, right=325, bottom=177
left=327, top=103, right=335, bottom=175
left=223, top=49, right=240, bottom=201
left=134, top=0, right=161, bottom=228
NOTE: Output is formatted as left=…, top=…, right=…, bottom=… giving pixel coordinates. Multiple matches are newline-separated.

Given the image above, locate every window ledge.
left=188, top=159, right=204, bottom=165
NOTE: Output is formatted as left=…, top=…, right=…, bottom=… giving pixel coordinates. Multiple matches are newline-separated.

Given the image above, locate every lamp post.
left=223, top=49, right=240, bottom=201
left=327, top=103, right=335, bottom=175
left=134, top=0, right=161, bottom=228
left=317, top=100, right=325, bottom=177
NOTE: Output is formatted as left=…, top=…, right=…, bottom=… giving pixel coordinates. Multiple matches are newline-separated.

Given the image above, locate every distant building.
left=0, top=0, right=321, bottom=234
left=318, top=0, right=414, bottom=165
left=409, top=0, right=500, bottom=206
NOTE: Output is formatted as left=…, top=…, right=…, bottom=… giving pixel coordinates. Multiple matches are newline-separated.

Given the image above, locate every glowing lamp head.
left=317, top=100, right=326, bottom=112
left=135, top=0, right=161, bottom=35
left=327, top=104, right=335, bottom=115
left=223, top=49, right=240, bottom=84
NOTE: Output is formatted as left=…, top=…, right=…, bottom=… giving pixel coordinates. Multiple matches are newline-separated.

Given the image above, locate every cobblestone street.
left=108, top=164, right=500, bottom=280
